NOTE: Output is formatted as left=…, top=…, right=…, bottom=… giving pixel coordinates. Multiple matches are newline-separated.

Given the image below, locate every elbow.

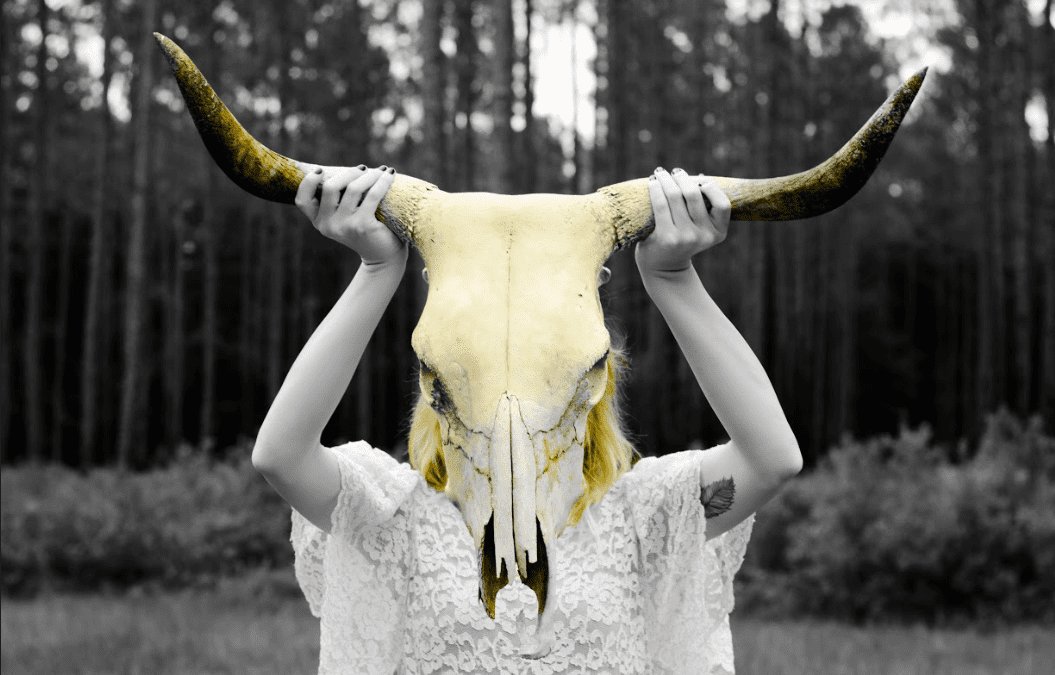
left=251, top=438, right=283, bottom=475
left=757, top=442, right=802, bottom=484
left=772, top=437, right=803, bottom=481
left=778, top=448, right=803, bottom=480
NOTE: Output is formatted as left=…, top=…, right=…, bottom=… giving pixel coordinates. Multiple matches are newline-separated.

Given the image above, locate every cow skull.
left=154, top=33, right=926, bottom=622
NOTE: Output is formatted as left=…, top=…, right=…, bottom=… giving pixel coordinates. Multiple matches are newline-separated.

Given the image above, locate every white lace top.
left=291, top=441, right=755, bottom=675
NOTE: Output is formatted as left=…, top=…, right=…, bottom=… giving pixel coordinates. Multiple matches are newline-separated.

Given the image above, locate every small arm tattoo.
left=700, top=477, right=735, bottom=519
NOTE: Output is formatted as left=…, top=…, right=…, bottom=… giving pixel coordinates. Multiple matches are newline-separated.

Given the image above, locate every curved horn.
left=153, top=32, right=441, bottom=246
left=598, top=67, right=928, bottom=250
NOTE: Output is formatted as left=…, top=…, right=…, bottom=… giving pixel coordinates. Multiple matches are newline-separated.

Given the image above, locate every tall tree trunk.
left=165, top=199, right=186, bottom=455
left=812, top=220, right=832, bottom=452
left=239, top=199, right=258, bottom=433
left=494, top=0, right=515, bottom=193
left=266, top=213, right=287, bottom=401
left=418, top=0, right=447, bottom=315
left=49, top=208, right=74, bottom=463
left=421, top=0, right=448, bottom=188
left=568, top=1, right=581, bottom=193
left=1005, top=0, right=1032, bottom=415
left=521, top=0, right=537, bottom=192
left=454, top=0, right=479, bottom=191
left=1042, top=0, right=1055, bottom=427
left=605, top=0, right=628, bottom=184
left=199, top=29, right=220, bottom=454
left=0, top=0, right=12, bottom=461
left=974, top=0, right=1005, bottom=427
left=80, top=0, right=115, bottom=468
left=23, top=0, right=50, bottom=463
left=834, top=213, right=858, bottom=437
left=117, top=0, right=158, bottom=467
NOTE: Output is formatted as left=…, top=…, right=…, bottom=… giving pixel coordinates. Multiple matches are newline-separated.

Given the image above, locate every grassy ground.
left=2, top=576, right=1051, bottom=675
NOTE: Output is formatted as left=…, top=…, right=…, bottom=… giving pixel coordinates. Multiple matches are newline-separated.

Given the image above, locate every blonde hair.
left=405, top=342, right=641, bottom=529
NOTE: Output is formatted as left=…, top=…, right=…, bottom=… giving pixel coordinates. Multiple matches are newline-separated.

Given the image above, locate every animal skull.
left=154, top=33, right=926, bottom=621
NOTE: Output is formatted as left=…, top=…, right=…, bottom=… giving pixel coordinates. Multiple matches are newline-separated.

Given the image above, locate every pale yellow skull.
left=411, top=193, right=614, bottom=601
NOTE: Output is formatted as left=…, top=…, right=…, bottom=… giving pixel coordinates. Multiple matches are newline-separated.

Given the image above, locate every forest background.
left=1, top=0, right=1054, bottom=632
left=1, top=0, right=1053, bottom=467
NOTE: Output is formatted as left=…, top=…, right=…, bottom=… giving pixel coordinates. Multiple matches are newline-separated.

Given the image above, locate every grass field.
left=2, top=575, right=1051, bottom=675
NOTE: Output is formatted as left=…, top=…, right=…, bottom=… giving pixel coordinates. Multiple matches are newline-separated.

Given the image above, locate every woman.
left=252, top=165, right=802, bottom=674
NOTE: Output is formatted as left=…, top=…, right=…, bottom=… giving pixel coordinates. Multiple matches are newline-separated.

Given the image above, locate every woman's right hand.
left=295, top=165, right=406, bottom=266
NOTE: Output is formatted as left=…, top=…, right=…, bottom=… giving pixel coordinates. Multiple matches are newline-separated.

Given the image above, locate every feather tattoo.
left=700, top=477, right=735, bottom=519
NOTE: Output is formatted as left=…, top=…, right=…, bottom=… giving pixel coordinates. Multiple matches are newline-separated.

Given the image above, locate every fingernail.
left=313, top=167, right=322, bottom=174
left=649, top=175, right=656, bottom=181
left=673, top=167, right=684, bottom=174
left=654, top=167, right=663, bottom=174
left=356, top=164, right=366, bottom=170
left=387, top=167, right=396, bottom=174
left=379, top=165, right=388, bottom=171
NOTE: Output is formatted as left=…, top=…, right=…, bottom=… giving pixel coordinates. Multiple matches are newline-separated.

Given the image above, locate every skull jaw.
left=480, top=514, right=549, bottom=620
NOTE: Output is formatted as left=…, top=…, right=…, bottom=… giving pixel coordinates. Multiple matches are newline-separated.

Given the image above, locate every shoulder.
left=327, top=440, right=427, bottom=529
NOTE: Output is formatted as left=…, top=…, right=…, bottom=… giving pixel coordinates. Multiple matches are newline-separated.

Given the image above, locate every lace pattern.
left=290, top=442, right=754, bottom=675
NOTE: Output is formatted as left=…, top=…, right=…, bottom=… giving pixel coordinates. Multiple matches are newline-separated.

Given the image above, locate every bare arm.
left=252, top=258, right=405, bottom=531
left=640, top=265, right=801, bottom=536
left=637, top=168, right=801, bottom=538
left=252, top=166, right=406, bottom=533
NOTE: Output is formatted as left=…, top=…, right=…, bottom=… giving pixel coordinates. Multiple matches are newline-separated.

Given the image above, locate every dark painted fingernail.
left=379, top=165, right=388, bottom=171
left=314, top=167, right=323, bottom=174
left=388, top=167, right=396, bottom=174
left=356, top=164, right=366, bottom=170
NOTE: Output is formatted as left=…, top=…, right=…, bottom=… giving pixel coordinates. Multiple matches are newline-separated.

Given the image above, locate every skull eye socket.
left=590, top=350, right=609, bottom=372
left=420, top=361, right=454, bottom=415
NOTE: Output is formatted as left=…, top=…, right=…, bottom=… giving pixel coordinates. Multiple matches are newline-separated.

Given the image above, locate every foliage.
left=0, top=439, right=293, bottom=598
left=4, top=412, right=1053, bottom=630
left=739, top=409, right=1055, bottom=627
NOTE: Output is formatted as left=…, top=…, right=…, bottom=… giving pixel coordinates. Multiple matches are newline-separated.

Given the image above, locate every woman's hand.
left=295, top=165, right=407, bottom=267
left=635, top=167, right=731, bottom=275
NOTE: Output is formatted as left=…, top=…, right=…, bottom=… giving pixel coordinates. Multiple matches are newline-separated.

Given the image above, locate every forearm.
left=640, top=265, right=801, bottom=478
left=253, top=258, right=405, bottom=464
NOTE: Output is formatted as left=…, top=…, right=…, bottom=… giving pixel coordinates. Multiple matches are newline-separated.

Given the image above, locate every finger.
left=314, top=164, right=366, bottom=205
left=320, top=167, right=361, bottom=219
left=672, top=168, right=708, bottom=225
left=654, top=168, right=691, bottom=226
left=357, top=166, right=396, bottom=218
left=648, top=173, right=674, bottom=233
left=334, top=166, right=386, bottom=218
left=698, top=176, right=732, bottom=235
left=296, top=166, right=324, bottom=219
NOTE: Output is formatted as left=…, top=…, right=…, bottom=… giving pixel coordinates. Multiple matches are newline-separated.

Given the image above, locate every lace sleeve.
left=289, top=441, right=420, bottom=617
left=624, top=449, right=755, bottom=675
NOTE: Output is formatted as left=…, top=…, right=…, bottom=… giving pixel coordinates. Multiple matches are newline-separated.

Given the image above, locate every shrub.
left=738, top=410, right=1055, bottom=627
left=1, top=440, right=294, bottom=597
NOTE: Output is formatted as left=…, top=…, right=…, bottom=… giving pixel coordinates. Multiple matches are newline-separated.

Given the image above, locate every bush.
left=1, top=440, right=294, bottom=597
left=738, top=410, right=1055, bottom=627
left=4, top=414, right=1053, bottom=628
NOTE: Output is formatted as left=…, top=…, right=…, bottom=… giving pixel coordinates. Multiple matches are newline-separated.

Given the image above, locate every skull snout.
left=490, top=394, right=539, bottom=582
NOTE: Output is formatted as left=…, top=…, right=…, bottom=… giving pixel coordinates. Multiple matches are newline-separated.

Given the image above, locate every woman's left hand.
left=635, top=167, right=731, bottom=274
